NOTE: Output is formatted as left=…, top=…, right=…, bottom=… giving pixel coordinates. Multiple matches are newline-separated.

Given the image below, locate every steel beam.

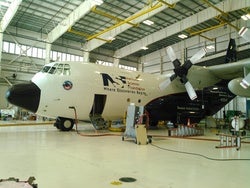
left=46, top=0, right=95, bottom=43
left=0, top=0, right=22, bottom=32
left=82, top=0, right=182, bottom=52
left=114, top=0, right=250, bottom=58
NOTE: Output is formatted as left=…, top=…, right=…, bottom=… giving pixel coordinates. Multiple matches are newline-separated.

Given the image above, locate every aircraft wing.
left=204, top=58, right=250, bottom=97
left=206, top=58, right=250, bottom=80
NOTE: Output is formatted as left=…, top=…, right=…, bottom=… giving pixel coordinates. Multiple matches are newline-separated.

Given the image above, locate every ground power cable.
left=150, top=142, right=250, bottom=161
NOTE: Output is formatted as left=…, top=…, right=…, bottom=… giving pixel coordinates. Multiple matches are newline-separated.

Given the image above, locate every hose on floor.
left=69, top=106, right=120, bottom=137
left=150, top=142, right=250, bottom=161
left=69, top=106, right=250, bottom=160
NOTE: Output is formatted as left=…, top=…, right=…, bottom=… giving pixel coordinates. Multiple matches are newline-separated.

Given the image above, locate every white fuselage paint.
left=31, top=61, right=219, bottom=121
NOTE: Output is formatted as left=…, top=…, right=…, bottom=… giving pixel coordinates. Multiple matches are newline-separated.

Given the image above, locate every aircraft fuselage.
left=7, top=61, right=233, bottom=128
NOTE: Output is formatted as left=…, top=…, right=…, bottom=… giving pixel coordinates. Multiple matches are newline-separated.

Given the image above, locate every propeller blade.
left=190, top=48, right=207, bottom=64
left=167, top=46, right=177, bottom=62
left=159, top=78, right=171, bottom=91
left=184, top=81, right=197, bottom=100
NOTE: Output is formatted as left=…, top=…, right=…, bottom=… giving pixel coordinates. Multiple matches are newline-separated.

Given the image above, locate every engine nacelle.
left=228, top=78, right=250, bottom=97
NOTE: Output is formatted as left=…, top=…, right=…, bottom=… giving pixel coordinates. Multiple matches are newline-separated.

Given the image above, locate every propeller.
left=159, top=46, right=206, bottom=100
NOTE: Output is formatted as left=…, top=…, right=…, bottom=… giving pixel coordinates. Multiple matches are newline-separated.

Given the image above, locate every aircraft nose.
left=6, top=82, right=41, bottom=113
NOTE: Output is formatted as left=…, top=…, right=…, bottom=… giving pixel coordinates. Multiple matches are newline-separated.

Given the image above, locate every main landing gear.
left=54, top=117, right=74, bottom=131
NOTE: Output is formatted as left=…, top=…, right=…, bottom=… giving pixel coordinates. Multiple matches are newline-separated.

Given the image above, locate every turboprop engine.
left=228, top=78, right=250, bottom=97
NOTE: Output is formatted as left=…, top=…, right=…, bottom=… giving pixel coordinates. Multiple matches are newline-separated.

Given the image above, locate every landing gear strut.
left=54, top=117, right=74, bottom=131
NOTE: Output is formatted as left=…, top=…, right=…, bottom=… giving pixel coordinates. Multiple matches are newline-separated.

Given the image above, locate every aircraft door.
left=90, top=94, right=107, bottom=115
left=89, top=94, right=107, bottom=129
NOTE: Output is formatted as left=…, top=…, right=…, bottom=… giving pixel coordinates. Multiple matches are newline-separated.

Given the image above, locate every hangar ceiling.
left=0, top=0, right=249, bottom=63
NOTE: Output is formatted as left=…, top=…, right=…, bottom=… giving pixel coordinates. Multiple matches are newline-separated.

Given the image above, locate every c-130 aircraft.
left=6, top=43, right=250, bottom=131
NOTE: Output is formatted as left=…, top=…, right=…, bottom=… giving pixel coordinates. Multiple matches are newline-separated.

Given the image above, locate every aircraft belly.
left=145, top=82, right=235, bottom=125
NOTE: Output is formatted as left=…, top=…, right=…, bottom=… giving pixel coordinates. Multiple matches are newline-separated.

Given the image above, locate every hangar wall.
left=0, top=26, right=139, bottom=85
left=215, top=96, right=247, bottom=119
left=0, top=85, right=8, bottom=109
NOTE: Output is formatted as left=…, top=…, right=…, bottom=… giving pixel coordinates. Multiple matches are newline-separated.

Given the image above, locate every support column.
left=113, top=57, right=120, bottom=67
left=83, top=51, right=89, bottom=62
left=246, top=99, right=250, bottom=119
left=0, top=32, right=3, bottom=72
left=138, top=57, right=143, bottom=72
left=45, top=43, right=51, bottom=64
left=138, top=64, right=143, bottom=72
left=160, top=56, right=163, bottom=74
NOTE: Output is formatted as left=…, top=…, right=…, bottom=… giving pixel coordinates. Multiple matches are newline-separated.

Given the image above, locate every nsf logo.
left=63, top=80, right=73, bottom=90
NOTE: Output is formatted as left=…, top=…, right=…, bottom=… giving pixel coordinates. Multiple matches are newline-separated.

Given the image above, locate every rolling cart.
left=122, top=104, right=152, bottom=144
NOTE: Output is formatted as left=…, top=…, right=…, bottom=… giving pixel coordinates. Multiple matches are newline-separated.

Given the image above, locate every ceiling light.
left=178, top=34, right=188, bottom=39
left=241, top=15, right=248, bottom=21
left=241, top=14, right=250, bottom=21
left=206, top=45, right=214, bottom=50
left=143, top=20, right=154, bottom=26
left=141, top=46, right=148, bottom=50
left=0, top=2, right=10, bottom=7
left=107, top=36, right=115, bottom=41
left=93, top=0, right=103, bottom=6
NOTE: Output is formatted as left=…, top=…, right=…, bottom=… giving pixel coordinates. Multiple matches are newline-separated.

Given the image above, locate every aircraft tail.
left=224, top=38, right=237, bottom=63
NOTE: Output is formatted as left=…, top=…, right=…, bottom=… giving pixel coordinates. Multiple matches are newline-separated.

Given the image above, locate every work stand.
left=122, top=104, right=152, bottom=145
left=122, top=124, right=152, bottom=145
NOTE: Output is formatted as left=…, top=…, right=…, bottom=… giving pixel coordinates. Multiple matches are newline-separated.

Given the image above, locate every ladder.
left=89, top=114, right=107, bottom=130
left=216, top=133, right=241, bottom=150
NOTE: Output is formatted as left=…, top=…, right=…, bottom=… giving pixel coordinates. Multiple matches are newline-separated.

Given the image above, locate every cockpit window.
left=55, top=64, right=63, bottom=75
left=41, top=66, right=50, bottom=73
left=48, top=63, right=58, bottom=74
left=63, top=64, right=71, bottom=75
left=41, top=63, right=71, bottom=75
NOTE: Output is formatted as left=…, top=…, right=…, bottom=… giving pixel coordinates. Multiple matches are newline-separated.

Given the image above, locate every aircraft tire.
left=57, top=117, right=74, bottom=131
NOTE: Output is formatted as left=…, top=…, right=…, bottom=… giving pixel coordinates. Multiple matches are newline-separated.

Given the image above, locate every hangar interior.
left=0, top=0, right=250, bottom=187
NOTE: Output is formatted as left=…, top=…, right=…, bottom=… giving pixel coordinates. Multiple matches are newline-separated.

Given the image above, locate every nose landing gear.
left=54, top=117, right=74, bottom=131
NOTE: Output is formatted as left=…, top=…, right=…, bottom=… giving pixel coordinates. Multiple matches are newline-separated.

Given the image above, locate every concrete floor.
left=0, top=121, right=250, bottom=188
